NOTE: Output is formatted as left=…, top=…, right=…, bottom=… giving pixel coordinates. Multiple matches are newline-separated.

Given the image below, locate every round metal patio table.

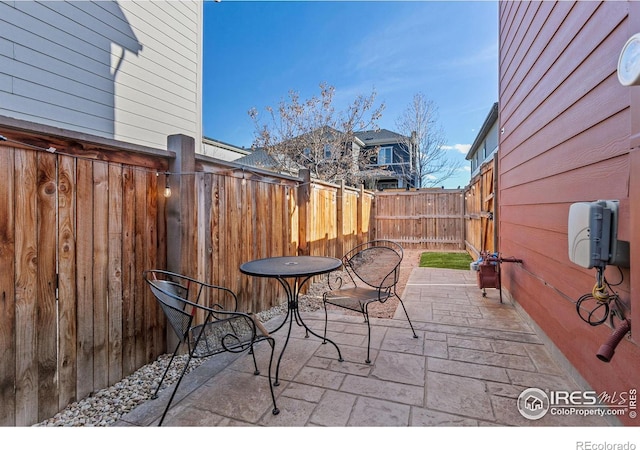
left=240, top=255, right=344, bottom=385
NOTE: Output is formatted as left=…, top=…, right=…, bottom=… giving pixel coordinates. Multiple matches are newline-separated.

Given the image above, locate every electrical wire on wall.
left=575, top=265, right=627, bottom=328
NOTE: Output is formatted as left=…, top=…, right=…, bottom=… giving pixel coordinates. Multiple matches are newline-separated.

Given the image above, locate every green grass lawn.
left=419, top=252, right=473, bottom=270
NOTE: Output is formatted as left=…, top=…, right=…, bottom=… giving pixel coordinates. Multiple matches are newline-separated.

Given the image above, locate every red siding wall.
left=499, top=1, right=639, bottom=426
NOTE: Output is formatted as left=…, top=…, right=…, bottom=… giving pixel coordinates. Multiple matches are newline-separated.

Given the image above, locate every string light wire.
left=0, top=134, right=302, bottom=188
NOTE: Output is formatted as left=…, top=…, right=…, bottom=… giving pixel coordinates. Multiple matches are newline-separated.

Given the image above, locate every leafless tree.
left=248, top=82, right=385, bottom=186
left=395, top=92, right=461, bottom=187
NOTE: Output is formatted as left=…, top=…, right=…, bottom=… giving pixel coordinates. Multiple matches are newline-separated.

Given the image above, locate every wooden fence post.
left=298, top=169, right=311, bottom=255
left=357, top=184, right=364, bottom=245
left=165, top=134, right=195, bottom=351
left=166, top=134, right=196, bottom=276
left=337, top=180, right=345, bottom=257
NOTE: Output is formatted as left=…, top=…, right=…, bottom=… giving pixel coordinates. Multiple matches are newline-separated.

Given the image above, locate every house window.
left=323, top=144, right=332, bottom=158
left=378, top=146, right=393, bottom=165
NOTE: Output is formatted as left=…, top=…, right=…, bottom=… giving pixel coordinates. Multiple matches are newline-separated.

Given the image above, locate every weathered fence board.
left=36, top=151, right=58, bottom=422
left=93, top=161, right=110, bottom=393
left=121, top=166, right=137, bottom=378
left=58, top=155, right=77, bottom=411
left=76, top=158, right=95, bottom=402
left=0, top=146, right=16, bottom=426
left=14, top=148, right=38, bottom=426
left=107, top=164, right=123, bottom=387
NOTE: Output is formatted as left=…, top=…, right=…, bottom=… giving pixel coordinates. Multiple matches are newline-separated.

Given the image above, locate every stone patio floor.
left=115, top=267, right=617, bottom=428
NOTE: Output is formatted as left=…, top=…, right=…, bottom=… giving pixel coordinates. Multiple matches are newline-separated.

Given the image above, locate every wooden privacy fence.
left=464, top=157, right=497, bottom=260
left=182, top=150, right=375, bottom=314
left=1, top=123, right=477, bottom=426
left=374, top=189, right=465, bottom=250
left=0, top=122, right=168, bottom=426
left=0, top=123, right=373, bottom=426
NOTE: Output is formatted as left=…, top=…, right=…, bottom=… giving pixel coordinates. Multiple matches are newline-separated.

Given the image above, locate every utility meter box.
left=568, top=200, right=629, bottom=269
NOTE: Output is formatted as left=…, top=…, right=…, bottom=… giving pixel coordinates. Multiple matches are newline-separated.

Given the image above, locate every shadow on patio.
left=115, top=267, right=612, bottom=427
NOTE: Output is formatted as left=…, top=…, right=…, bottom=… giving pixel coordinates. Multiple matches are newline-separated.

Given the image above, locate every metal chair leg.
left=363, top=306, right=372, bottom=364
left=249, top=342, right=260, bottom=376
left=152, top=340, right=181, bottom=400
left=158, top=354, right=193, bottom=426
left=266, top=337, right=280, bottom=415
left=322, top=300, right=329, bottom=344
left=398, top=297, right=418, bottom=339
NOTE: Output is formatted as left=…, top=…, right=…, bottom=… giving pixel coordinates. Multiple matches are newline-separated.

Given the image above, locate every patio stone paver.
left=293, top=366, right=346, bottom=389
left=340, top=374, right=424, bottom=406
left=115, top=267, right=616, bottom=427
left=370, top=351, right=425, bottom=386
left=426, top=371, right=494, bottom=420
left=281, top=382, right=326, bottom=403
left=188, top=370, right=276, bottom=423
left=347, top=397, right=411, bottom=426
left=427, top=357, right=510, bottom=383
left=448, top=346, right=538, bottom=371
left=258, top=396, right=316, bottom=427
left=410, top=407, right=479, bottom=426
left=423, top=339, right=449, bottom=358
left=310, top=390, right=357, bottom=426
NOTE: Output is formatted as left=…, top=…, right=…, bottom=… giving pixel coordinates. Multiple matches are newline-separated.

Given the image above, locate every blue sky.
left=202, top=0, right=498, bottom=188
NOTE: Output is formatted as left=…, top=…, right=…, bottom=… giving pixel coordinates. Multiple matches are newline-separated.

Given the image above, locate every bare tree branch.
left=395, top=92, right=461, bottom=187
left=248, top=82, right=385, bottom=186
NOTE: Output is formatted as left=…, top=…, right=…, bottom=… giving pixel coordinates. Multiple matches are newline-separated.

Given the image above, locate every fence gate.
left=464, top=157, right=496, bottom=259
left=373, top=189, right=465, bottom=250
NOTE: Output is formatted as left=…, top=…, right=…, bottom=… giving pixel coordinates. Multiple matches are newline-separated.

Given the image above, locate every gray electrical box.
left=568, top=200, right=629, bottom=269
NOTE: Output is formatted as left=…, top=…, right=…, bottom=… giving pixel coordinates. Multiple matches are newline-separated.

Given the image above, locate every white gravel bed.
left=33, top=276, right=337, bottom=427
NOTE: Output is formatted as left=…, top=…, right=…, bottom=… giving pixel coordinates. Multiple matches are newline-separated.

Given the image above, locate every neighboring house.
left=235, top=147, right=307, bottom=176
left=499, top=1, right=638, bottom=425
left=237, top=127, right=416, bottom=189
left=465, top=102, right=498, bottom=178
left=0, top=1, right=202, bottom=150
left=235, top=148, right=277, bottom=171
left=202, top=137, right=250, bottom=162
left=355, top=129, right=416, bottom=190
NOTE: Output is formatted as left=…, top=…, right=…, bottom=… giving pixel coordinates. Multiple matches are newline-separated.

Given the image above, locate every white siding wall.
left=0, top=0, right=201, bottom=150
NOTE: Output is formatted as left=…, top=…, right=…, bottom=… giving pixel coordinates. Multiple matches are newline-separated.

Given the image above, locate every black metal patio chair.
left=143, top=269, right=279, bottom=426
left=322, top=240, right=418, bottom=363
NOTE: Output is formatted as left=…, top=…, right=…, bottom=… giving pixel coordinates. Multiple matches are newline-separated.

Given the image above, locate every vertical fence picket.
left=57, top=155, right=77, bottom=410
left=36, top=151, right=58, bottom=421
left=76, top=158, right=94, bottom=401
left=121, top=166, right=137, bottom=378
left=92, top=162, right=109, bottom=392
left=0, top=146, right=15, bottom=426
left=108, top=164, right=124, bottom=386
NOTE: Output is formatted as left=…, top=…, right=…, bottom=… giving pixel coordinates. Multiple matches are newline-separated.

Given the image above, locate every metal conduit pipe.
left=596, top=319, right=631, bottom=362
